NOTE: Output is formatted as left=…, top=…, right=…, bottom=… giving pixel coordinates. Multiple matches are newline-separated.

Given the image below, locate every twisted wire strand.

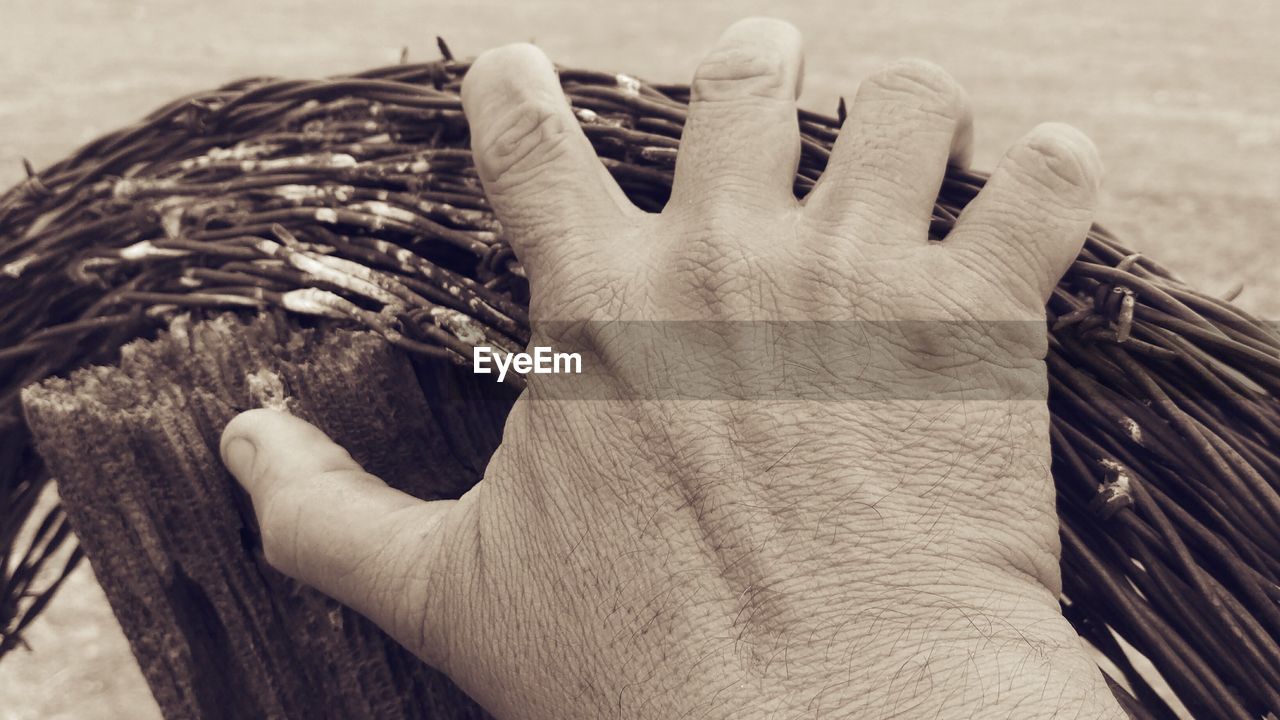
left=1, top=45, right=1278, bottom=718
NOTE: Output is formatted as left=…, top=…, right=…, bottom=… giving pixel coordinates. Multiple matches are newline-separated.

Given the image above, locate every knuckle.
left=862, top=58, right=965, bottom=116
left=476, top=98, right=576, bottom=189
left=1011, top=123, right=1100, bottom=194
left=692, top=42, right=790, bottom=103
left=663, top=203, right=757, bottom=272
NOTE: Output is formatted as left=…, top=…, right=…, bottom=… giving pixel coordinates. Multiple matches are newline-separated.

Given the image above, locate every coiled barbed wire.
left=2, top=39, right=1278, bottom=719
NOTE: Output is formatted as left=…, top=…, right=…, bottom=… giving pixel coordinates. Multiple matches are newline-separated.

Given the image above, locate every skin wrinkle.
left=692, top=46, right=792, bottom=102
left=673, top=24, right=802, bottom=213
left=864, top=60, right=965, bottom=110
left=669, top=227, right=767, bottom=315
left=963, top=217, right=1060, bottom=299
left=1018, top=134, right=1096, bottom=195
left=263, top=469, right=375, bottom=582
left=374, top=513, right=449, bottom=651
left=479, top=102, right=577, bottom=194
left=805, top=61, right=969, bottom=243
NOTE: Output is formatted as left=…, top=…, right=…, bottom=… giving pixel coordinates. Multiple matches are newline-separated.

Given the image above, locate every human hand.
left=221, top=18, right=1124, bottom=719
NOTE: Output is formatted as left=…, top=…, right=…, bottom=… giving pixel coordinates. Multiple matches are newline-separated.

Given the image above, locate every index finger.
left=461, top=44, right=636, bottom=284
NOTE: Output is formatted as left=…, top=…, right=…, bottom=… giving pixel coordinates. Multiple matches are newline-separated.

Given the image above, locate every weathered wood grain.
left=21, top=313, right=515, bottom=719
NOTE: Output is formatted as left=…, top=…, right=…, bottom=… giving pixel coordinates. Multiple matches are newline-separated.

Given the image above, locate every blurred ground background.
left=1, top=0, right=1277, bottom=717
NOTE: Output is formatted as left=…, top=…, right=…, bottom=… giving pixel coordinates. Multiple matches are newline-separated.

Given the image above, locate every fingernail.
left=222, top=436, right=258, bottom=483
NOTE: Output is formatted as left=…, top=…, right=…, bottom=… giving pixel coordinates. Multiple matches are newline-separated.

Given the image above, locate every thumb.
left=220, top=408, right=458, bottom=662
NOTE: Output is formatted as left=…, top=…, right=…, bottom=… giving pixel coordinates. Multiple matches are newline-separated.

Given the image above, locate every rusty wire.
left=1, top=39, right=1278, bottom=718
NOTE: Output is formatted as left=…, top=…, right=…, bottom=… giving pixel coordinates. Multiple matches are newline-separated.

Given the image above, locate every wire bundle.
left=1, top=40, right=1277, bottom=719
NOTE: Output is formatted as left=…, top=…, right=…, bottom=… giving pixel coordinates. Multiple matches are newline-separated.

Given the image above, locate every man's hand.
left=221, top=18, right=1124, bottom=719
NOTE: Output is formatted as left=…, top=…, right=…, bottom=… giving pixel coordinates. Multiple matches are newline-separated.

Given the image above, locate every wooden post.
left=21, top=313, right=516, bottom=719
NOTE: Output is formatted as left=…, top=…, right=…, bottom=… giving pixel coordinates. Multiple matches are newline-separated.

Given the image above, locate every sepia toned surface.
left=0, top=0, right=1276, bottom=717
left=22, top=315, right=503, bottom=719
